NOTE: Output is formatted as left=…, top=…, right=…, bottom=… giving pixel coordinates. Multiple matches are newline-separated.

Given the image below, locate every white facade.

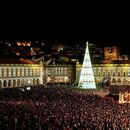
left=0, top=63, right=43, bottom=88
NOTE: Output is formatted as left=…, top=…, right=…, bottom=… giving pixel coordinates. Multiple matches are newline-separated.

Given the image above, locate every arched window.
left=13, top=80, right=16, bottom=87
left=0, top=80, right=2, bottom=88
left=8, top=80, right=11, bottom=87
left=3, top=80, right=7, bottom=87
left=17, top=79, right=20, bottom=86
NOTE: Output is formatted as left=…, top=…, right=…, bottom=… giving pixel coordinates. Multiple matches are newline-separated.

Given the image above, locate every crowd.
left=109, top=85, right=130, bottom=95
left=0, top=86, right=130, bottom=130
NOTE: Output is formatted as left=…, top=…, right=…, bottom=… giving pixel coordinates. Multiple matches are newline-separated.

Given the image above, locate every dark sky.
left=0, top=3, right=129, bottom=54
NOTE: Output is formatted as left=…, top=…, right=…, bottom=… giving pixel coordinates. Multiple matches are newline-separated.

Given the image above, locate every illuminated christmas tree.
left=78, top=41, right=96, bottom=89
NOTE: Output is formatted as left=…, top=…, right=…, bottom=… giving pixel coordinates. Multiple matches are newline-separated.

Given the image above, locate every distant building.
left=44, top=64, right=75, bottom=85
left=0, top=58, right=43, bottom=88
left=44, top=45, right=130, bottom=87
left=1, top=43, right=130, bottom=88
left=76, top=46, right=130, bottom=87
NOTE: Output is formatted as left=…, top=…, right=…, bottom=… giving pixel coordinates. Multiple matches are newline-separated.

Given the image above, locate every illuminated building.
left=44, top=64, right=75, bottom=85
left=0, top=59, right=43, bottom=88
left=1, top=41, right=130, bottom=89
left=76, top=45, right=130, bottom=87
left=43, top=43, right=130, bottom=87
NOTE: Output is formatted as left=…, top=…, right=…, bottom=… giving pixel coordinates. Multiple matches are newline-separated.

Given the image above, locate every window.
left=102, top=67, right=106, bottom=76
left=37, top=69, right=40, bottom=76
left=123, top=68, right=126, bottom=77
left=17, top=67, right=20, bottom=77
left=26, top=68, right=28, bottom=76
left=13, top=68, right=16, bottom=77
left=123, top=72, right=126, bottom=77
left=4, top=68, right=7, bottom=78
left=108, top=72, right=110, bottom=77
left=112, top=68, right=116, bottom=77
left=30, top=68, right=32, bottom=76
left=117, top=67, right=120, bottom=76
left=22, top=68, right=24, bottom=77
left=107, top=68, right=111, bottom=77
left=93, top=67, right=96, bottom=76
left=61, top=67, right=63, bottom=75
left=98, top=67, right=101, bottom=76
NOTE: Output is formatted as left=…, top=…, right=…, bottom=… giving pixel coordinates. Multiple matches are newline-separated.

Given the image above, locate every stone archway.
left=13, top=80, right=16, bottom=87
left=8, top=80, right=12, bottom=88
left=3, top=80, right=7, bottom=87
left=25, top=79, right=28, bottom=86
left=29, top=79, right=32, bottom=86
left=117, top=78, right=121, bottom=85
left=0, top=80, right=2, bottom=88
left=37, top=78, right=40, bottom=85
left=123, top=78, right=128, bottom=85
left=17, top=79, right=20, bottom=87
left=21, top=79, right=24, bottom=86
left=112, top=78, right=116, bottom=85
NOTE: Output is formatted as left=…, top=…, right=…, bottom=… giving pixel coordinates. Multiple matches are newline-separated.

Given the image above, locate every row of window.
left=46, top=67, right=67, bottom=76
left=0, top=67, right=40, bottom=78
left=93, top=67, right=130, bottom=77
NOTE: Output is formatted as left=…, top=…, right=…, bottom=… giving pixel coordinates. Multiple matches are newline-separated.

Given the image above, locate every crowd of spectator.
left=0, top=86, right=130, bottom=130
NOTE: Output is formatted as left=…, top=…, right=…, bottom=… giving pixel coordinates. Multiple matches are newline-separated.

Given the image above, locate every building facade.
left=1, top=45, right=130, bottom=88
left=43, top=45, right=130, bottom=87
left=76, top=61, right=130, bottom=87
left=0, top=59, right=43, bottom=88
left=44, top=64, right=75, bottom=85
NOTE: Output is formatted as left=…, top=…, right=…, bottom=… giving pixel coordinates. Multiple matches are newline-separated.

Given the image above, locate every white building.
left=0, top=58, right=43, bottom=88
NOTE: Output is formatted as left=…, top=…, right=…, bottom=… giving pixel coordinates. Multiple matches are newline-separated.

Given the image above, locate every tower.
left=78, top=41, right=96, bottom=89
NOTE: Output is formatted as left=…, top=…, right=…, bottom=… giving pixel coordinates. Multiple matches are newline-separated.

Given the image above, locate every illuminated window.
left=108, top=72, right=110, bottom=77
left=123, top=72, right=126, bottom=77
left=58, top=67, right=60, bottom=75
left=123, top=67, right=126, bottom=77
left=61, top=67, right=63, bottom=75
left=108, top=68, right=111, bottom=77
left=22, top=68, right=24, bottom=77
left=93, top=67, right=96, bottom=76
left=102, top=67, right=106, bottom=76
left=30, top=68, right=32, bottom=76
left=17, top=67, right=20, bottom=77
left=26, top=68, right=28, bottom=76
left=112, top=68, right=116, bottom=76
left=13, top=68, right=16, bottom=77
left=33, top=69, right=36, bottom=76
left=4, top=68, right=7, bottom=78
left=98, top=67, right=101, bottom=76
left=37, top=69, right=40, bottom=76
left=117, top=67, right=120, bottom=76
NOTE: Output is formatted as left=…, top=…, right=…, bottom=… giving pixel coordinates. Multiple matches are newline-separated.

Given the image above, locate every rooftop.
left=0, top=58, right=35, bottom=64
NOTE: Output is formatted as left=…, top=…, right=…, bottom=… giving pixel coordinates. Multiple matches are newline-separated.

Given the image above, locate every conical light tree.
left=78, top=41, right=96, bottom=89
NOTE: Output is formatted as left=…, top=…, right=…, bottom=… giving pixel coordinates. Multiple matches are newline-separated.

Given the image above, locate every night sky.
left=0, top=4, right=130, bottom=54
